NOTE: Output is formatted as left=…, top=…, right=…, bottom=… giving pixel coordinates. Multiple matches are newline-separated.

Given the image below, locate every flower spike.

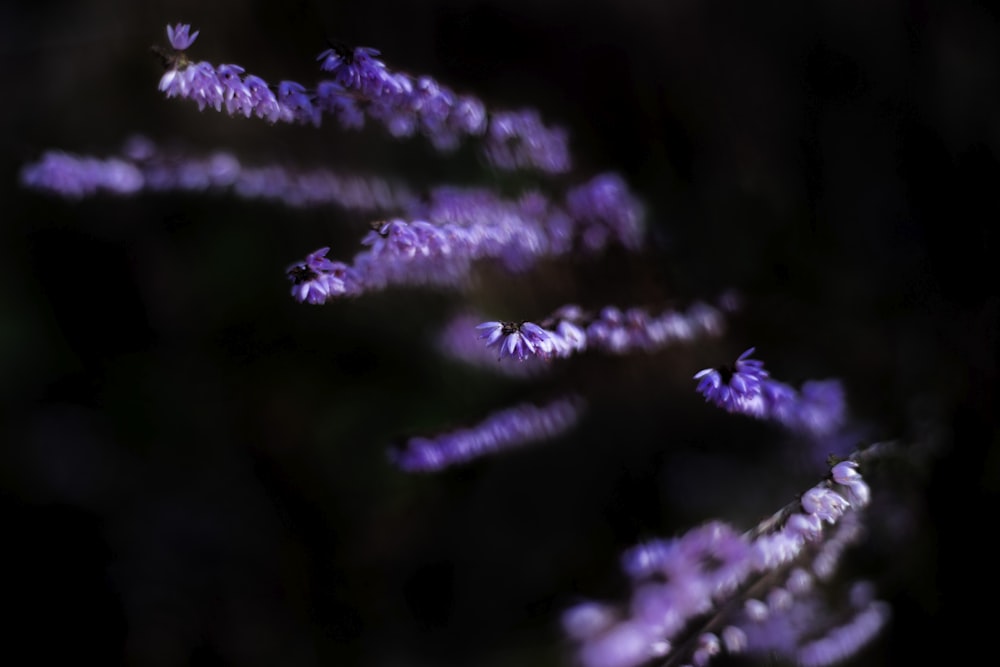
left=694, top=349, right=846, bottom=436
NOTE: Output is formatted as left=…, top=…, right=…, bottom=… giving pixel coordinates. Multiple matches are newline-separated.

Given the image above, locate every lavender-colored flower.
left=389, top=396, right=583, bottom=472
left=449, top=95, right=488, bottom=136
left=788, top=380, right=847, bottom=435
left=186, top=61, right=225, bottom=112
left=694, top=347, right=769, bottom=413
left=278, top=80, right=320, bottom=127
left=317, top=45, right=394, bottom=97
left=476, top=321, right=555, bottom=361
left=438, top=314, right=548, bottom=377
left=831, top=460, right=860, bottom=485
left=242, top=75, right=283, bottom=122
left=801, top=487, right=851, bottom=524
left=692, top=632, right=721, bottom=667
left=565, top=173, right=645, bottom=251
left=215, top=64, right=252, bottom=116
left=829, top=461, right=871, bottom=507
left=166, top=23, right=199, bottom=51
left=286, top=248, right=362, bottom=303
left=483, top=109, right=571, bottom=173
left=287, top=247, right=333, bottom=304
left=316, top=81, right=366, bottom=129
left=721, top=626, right=748, bottom=653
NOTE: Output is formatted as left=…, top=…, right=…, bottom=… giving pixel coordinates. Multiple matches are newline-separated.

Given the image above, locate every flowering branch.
left=694, top=348, right=846, bottom=436
left=156, top=23, right=570, bottom=172
left=562, top=453, right=881, bottom=667
left=13, top=16, right=922, bottom=666
left=19, top=136, right=417, bottom=210
left=285, top=173, right=645, bottom=302
left=388, top=395, right=584, bottom=472
left=475, top=298, right=733, bottom=362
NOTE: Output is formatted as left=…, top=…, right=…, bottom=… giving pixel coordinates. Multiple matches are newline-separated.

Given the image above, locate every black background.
left=2, top=0, right=996, bottom=665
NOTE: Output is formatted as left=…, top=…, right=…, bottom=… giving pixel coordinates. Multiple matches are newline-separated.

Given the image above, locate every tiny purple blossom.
left=286, top=247, right=362, bottom=304
left=278, top=80, right=320, bottom=126
left=439, top=314, right=547, bottom=377
left=694, top=347, right=768, bottom=412
left=483, top=109, right=571, bottom=173
left=477, top=321, right=554, bottom=361
left=317, top=45, right=394, bottom=97
left=801, top=487, right=851, bottom=523
left=831, top=461, right=861, bottom=485
left=167, top=23, right=199, bottom=51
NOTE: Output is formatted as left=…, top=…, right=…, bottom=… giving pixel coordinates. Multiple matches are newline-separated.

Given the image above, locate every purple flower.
left=317, top=45, right=394, bottom=97
left=831, top=461, right=860, bottom=485
left=240, top=75, right=280, bottom=122
left=286, top=247, right=361, bottom=304
left=476, top=321, right=555, bottom=361
left=216, top=64, right=252, bottom=116
left=316, top=81, right=366, bottom=129
left=187, top=62, right=224, bottom=112
left=787, top=380, right=847, bottom=436
left=800, top=487, right=851, bottom=524
left=449, top=95, right=488, bottom=136
left=166, top=23, right=199, bottom=51
left=278, top=80, right=320, bottom=126
left=566, top=174, right=645, bottom=251
left=483, top=109, right=571, bottom=173
left=694, top=347, right=769, bottom=413
left=437, top=313, right=549, bottom=377
left=831, top=461, right=870, bottom=507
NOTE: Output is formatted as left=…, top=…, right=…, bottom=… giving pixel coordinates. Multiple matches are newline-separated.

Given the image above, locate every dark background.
left=2, top=0, right=996, bottom=665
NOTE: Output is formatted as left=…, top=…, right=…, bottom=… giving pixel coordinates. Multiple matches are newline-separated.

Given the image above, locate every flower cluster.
left=284, top=173, right=644, bottom=302
left=694, top=348, right=846, bottom=436
left=16, top=20, right=910, bottom=667
left=562, top=454, right=878, bottom=667
left=156, top=24, right=569, bottom=172
left=437, top=313, right=551, bottom=377
left=475, top=300, right=730, bottom=362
